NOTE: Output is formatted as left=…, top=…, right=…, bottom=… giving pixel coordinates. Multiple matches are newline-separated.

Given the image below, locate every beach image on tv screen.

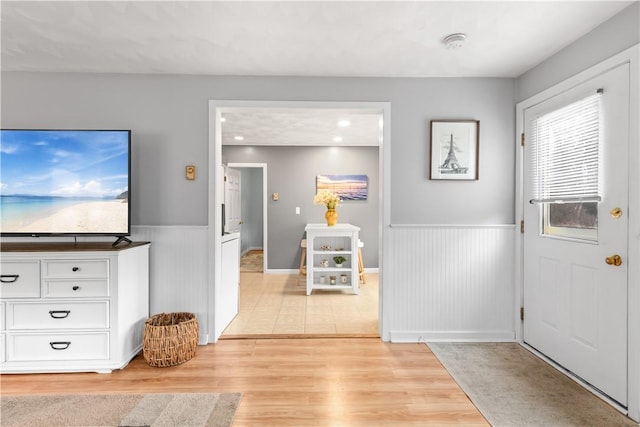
left=0, top=130, right=129, bottom=235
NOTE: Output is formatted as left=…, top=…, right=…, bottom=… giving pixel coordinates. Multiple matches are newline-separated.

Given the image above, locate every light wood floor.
left=0, top=261, right=486, bottom=425
left=0, top=338, right=489, bottom=426
left=222, top=271, right=378, bottom=338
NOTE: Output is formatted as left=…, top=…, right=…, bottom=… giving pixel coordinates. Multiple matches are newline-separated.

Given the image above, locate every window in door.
left=529, top=91, right=602, bottom=242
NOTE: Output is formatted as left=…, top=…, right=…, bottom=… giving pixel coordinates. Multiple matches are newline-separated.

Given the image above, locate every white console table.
left=0, top=242, right=150, bottom=374
left=305, top=223, right=360, bottom=296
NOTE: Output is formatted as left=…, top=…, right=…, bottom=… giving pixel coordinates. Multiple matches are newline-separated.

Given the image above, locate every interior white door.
left=224, top=167, right=242, bottom=233
left=523, top=63, right=629, bottom=406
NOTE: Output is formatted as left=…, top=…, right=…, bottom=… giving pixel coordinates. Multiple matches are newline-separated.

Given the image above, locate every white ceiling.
left=221, top=107, right=383, bottom=146
left=1, top=1, right=633, bottom=78
left=1, top=1, right=632, bottom=146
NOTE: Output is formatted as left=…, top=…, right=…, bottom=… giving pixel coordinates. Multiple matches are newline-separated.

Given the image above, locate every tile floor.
left=221, top=271, right=379, bottom=338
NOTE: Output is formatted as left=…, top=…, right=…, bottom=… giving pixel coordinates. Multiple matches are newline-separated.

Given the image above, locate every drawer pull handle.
left=72, top=267, right=80, bottom=272
left=49, top=341, right=71, bottom=350
left=49, top=310, right=71, bottom=319
left=72, top=285, right=80, bottom=291
left=0, top=274, right=19, bottom=283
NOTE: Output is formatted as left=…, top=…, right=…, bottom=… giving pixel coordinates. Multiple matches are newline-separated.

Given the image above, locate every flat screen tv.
left=0, top=129, right=131, bottom=244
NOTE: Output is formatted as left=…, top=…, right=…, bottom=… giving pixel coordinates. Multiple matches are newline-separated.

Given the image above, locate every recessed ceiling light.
left=443, top=33, right=467, bottom=50
left=333, top=136, right=343, bottom=143
left=338, top=120, right=351, bottom=127
left=234, top=135, right=244, bottom=141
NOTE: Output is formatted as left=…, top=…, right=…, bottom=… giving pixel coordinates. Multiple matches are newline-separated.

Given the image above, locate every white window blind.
left=530, top=91, right=602, bottom=204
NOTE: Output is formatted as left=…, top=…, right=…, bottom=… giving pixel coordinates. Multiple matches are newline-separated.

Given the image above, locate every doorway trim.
left=515, top=44, right=639, bottom=421
left=227, top=162, right=268, bottom=273
left=208, top=100, right=391, bottom=344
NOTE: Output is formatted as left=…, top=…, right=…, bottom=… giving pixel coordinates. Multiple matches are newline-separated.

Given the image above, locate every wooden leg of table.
left=298, top=247, right=306, bottom=286
left=358, top=247, right=366, bottom=285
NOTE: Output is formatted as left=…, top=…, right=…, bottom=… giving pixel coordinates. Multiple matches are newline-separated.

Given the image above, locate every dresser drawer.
left=44, top=280, right=109, bottom=298
left=0, top=260, right=41, bottom=298
left=6, top=301, right=109, bottom=330
left=7, top=332, right=109, bottom=361
left=42, top=259, right=108, bottom=279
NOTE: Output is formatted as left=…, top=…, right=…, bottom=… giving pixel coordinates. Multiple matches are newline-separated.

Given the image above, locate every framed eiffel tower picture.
left=429, top=119, right=479, bottom=180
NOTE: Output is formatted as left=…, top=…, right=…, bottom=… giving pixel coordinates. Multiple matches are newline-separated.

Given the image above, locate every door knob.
left=605, top=254, right=622, bottom=266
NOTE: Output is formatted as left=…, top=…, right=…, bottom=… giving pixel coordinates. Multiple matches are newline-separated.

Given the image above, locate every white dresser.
left=0, top=242, right=150, bottom=374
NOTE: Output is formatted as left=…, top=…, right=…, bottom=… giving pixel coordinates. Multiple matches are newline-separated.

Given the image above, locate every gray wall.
left=224, top=146, right=380, bottom=269
left=1, top=73, right=516, bottom=228
left=238, top=167, right=263, bottom=255
left=517, top=2, right=639, bottom=102
left=4, top=4, right=636, bottom=237
left=389, top=78, right=515, bottom=224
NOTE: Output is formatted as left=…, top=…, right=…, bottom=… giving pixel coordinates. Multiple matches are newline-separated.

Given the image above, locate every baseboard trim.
left=389, top=330, right=516, bottom=343
left=219, top=333, right=380, bottom=340
left=265, top=269, right=299, bottom=274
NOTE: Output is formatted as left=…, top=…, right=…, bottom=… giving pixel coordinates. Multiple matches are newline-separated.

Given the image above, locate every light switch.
left=272, top=192, right=279, bottom=201
left=186, top=165, right=196, bottom=180
left=295, top=207, right=300, bottom=215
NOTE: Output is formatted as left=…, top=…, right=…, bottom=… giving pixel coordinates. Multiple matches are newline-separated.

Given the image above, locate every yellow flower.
left=313, top=190, right=342, bottom=209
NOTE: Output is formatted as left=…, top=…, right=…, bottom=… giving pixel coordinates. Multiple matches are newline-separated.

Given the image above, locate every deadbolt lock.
left=610, top=207, right=622, bottom=219
left=605, top=254, right=622, bottom=266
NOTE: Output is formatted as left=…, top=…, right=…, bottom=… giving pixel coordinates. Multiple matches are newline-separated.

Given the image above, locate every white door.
left=523, top=64, right=629, bottom=405
left=224, top=167, right=242, bottom=233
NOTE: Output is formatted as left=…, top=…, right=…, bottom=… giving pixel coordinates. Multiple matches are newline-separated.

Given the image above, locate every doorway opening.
left=227, top=163, right=268, bottom=274
left=209, top=101, right=390, bottom=342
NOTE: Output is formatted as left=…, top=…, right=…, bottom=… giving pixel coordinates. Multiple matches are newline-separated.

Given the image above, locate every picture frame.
left=429, top=120, right=479, bottom=180
left=316, top=174, right=368, bottom=200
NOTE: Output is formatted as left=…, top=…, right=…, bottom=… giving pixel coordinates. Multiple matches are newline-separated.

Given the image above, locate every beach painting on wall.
left=0, top=129, right=130, bottom=235
left=316, top=174, right=368, bottom=201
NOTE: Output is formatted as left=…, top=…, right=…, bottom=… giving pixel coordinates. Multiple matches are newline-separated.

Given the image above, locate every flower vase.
left=325, top=208, right=338, bottom=226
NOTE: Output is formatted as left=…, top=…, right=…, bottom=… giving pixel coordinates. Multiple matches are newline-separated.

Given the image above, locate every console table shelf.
left=305, top=223, right=360, bottom=296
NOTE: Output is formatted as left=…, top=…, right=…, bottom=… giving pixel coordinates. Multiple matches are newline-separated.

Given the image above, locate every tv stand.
left=112, top=236, right=133, bottom=247
left=0, top=241, right=150, bottom=373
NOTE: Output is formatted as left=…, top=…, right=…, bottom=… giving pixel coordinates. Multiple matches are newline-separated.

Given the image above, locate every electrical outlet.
left=295, top=207, right=300, bottom=215
left=272, top=192, right=279, bottom=201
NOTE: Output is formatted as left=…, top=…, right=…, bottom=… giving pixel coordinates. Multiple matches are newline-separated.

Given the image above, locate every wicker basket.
left=143, top=312, right=198, bottom=367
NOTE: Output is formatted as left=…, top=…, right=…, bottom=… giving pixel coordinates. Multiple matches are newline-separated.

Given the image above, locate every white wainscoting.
left=384, top=225, right=516, bottom=343
left=2, top=225, right=516, bottom=345
left=131, top=226, right=210, bottom=344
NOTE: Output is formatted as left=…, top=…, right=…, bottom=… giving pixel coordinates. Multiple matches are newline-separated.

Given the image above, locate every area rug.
left=240, top=250, right=263, bottom=273
left=0, top=392, right=242, bottom=427
left=428, top=343, right=638, bottom=427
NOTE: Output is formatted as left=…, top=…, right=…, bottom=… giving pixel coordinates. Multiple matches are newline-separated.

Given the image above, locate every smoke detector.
left=443, top=33, right=467, bottom=50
